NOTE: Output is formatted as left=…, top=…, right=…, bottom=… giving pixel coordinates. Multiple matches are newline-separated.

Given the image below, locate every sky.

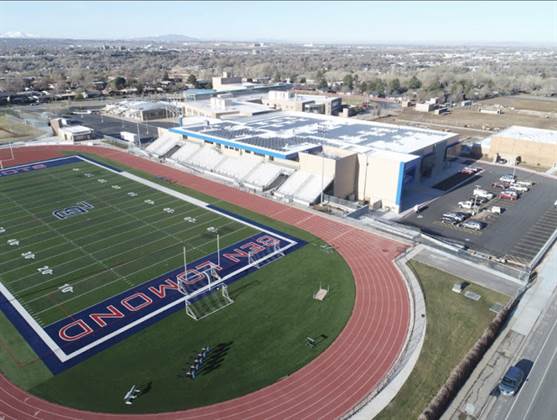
left=0, top=1, right=556, bottom=45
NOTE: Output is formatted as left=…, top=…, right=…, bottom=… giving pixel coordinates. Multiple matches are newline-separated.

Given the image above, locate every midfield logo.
left=52, top=201, right=95, bottom=220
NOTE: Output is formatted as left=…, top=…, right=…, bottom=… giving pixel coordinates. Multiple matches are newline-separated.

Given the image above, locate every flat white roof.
left=231, top=111, right=458, bottom=155
left=184, top=98, right=274, bottom=115
left=496, top=126, right=557, bottom=145
left=60, top=125, right=92, bottom=134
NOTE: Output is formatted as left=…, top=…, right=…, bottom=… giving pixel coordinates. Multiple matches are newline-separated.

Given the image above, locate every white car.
left=515, top=180, right=534, bottom=187
left=458, top=200, right=474, bottom=209
left=461, top=220, right=486, bottom=231
left=473, top=188, right=495, bottom=200
left=500, top=174, right=517, bottom=183
left=509, top=184, right=529, bottom=193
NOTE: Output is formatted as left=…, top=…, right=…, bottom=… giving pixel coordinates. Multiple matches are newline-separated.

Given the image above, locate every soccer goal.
left=247, top=241, right=285, bottom=269
left=0, top=143, right=15, bottom=170
left=177, top=263, right=234, bottom=321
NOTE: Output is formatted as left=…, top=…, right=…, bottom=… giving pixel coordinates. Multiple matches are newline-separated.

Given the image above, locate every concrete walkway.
left=442, top=242, right=557, bottom=419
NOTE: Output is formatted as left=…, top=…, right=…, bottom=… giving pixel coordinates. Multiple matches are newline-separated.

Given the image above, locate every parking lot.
left=60, top=111, right=177, bottom=143
left=401, top=162, right=557, bottom=266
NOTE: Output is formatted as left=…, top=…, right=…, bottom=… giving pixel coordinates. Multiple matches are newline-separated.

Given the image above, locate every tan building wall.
left=333, top=154, right=358, bottom=199
left=357, top=153, right=402, bottom=211
left=298, top=147, right=358, bottom=199
left=488, top=136, right=557, bottom=167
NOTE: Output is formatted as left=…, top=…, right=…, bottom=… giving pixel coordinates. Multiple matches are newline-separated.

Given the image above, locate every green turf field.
left=0, top=154, right=356, bottom=413
left=0, top=158, right=259, bottom=326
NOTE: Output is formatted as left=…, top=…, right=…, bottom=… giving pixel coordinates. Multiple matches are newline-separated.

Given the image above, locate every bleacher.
left=243, top=163, right=291, bottom=191
left=275, top=170, right=334, bottom=206
left=214, top=155, right=262, bottom=181
left=145, top=135, right=181, bottom=158
left=294, top=173, right=334, bottom=206
left=186, top=146, right=227, bottom=172
left=169, top=142, right=202, bottom=164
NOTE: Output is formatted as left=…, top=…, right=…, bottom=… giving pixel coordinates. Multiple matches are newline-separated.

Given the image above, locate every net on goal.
left=177, top=267, right=234, bottom=321
left=0, top=143, right=15, bottom=170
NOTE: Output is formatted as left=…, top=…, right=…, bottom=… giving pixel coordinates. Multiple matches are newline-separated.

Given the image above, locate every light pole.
left=217, top=234, right=221, bottom=268
left=320, top=153, right=325, bottom=204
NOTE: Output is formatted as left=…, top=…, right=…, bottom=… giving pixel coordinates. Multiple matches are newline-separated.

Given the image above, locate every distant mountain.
left=130, top=34, right=199, bottom=42
left=0, top=31, right=37, bottom=39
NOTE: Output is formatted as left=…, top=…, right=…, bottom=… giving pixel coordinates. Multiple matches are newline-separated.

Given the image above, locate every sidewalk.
left=442, top=242, right=557, bottom=419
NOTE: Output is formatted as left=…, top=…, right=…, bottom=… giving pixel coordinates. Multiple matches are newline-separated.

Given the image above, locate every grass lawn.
left=377, top=260, right=510, bottom=420
left=0, top=114, right=42, bottom=143
left=0, top=152, right=355, bottom=413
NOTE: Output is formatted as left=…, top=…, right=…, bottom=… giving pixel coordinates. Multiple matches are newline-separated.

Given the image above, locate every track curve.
left=0, top=145, right=411, bottom=420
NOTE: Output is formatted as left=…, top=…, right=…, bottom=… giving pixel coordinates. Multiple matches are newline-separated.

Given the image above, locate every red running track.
left=0, top=146, right=411, bottom=420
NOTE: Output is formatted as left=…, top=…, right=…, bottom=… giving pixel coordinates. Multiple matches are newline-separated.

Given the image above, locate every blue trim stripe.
left=395, top=161, right=405, bottom=206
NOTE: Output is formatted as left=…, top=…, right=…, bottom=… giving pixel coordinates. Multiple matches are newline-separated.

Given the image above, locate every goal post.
left=0, top=142, right=15, bottom=170
left=176, top=265, right=233, bottom=321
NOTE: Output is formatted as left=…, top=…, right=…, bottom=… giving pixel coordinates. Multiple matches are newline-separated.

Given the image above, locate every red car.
left=499, top=190, right=518, bottom=200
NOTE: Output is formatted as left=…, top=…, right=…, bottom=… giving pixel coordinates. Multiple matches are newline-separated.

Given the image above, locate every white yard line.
left=8, top=213, right=227, bottom=292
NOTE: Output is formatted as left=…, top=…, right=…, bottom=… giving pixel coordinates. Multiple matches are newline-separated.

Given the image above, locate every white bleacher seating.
left=294, top=173, right=334, bottom=206
left=145, top=136, right=180, bottom=157
left=275, top=171, right=312, bottom=199
left=243, top=163, right=289, bottom=191
left=169, top=142, right=202, bottom=163
left=214, top=155, right=262, bottom=181
left=275, top=170, right=334, bottom=206
left=186, top=146, right=227, bottom=171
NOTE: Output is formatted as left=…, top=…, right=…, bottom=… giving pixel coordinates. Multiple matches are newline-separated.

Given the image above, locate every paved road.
left=488, top=300, right=557, bottom=420
left=481, top=246, right=557, bottom=420
left=413, top=246, right=520, bottom=297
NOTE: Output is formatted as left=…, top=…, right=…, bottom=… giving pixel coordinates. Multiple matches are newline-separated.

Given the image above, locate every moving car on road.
left=498, top=366, right=525, bottom=396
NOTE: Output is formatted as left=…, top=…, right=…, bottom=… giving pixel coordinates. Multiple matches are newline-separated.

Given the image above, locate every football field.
left=0, top=155, right=300, bottom=373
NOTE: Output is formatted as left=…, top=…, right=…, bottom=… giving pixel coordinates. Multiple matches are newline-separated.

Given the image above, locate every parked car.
left=499, top=190, right=519, bottom=200
left=461, top=167, right=481, bottom=175
left=458, top=200, right=474, bottom=209
left=471, top=196, right=489, bottom=204
left=491, top=182, right=509, bottom=189
left=443, top=212, right=468, bottom=222
left=461, top=220, right=486, bottom=231
left=441, top=217, right=457, bottom=224
left=473, top=188, right=495, bottom=200
left=500, top=174, right=517, bottom=183
left=509, top=184, right=529, bottom=193
left=490, top=206, right=504, bottom=214
left=515, top=180, right=534, bottom=187
left=498, top=366, right=525, bottom=396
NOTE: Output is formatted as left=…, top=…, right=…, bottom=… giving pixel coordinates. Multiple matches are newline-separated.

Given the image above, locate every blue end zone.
left=0, top=154, right=123, bottom=178
left=0, top=157, right=306, bottom=374
left=0, top=156, right=83, bottom=177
